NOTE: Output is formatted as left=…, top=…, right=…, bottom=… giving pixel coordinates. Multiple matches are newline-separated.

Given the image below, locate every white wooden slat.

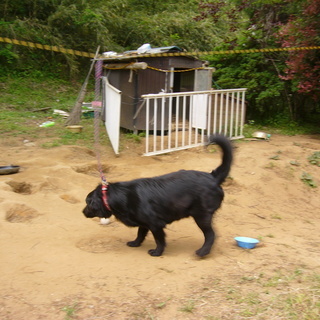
left=142, top=89, right=247, bottom=156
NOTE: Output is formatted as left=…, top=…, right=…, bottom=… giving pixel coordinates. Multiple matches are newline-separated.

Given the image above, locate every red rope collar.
left=101, top=183, right=111, bottom=211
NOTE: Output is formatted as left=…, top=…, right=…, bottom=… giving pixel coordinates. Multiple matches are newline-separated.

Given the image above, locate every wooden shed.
left=101, top=46, right=214, bottom=131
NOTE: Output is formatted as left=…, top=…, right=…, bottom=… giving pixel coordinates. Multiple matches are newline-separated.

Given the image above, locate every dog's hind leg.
left=193, top=214, right=215, bottom=257
left=127, top=226, right=149, bottom=247
left=148, top=228, right=166, bottom=257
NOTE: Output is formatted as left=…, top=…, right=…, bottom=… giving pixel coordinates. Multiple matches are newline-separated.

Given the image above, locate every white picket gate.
left=102, top=77, right=122, bottom=154
left=141, top=88, right=247, bottom=156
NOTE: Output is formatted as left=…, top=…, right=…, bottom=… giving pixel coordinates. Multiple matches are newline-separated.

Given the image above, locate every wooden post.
left=66, top=46, right=100, bottom=125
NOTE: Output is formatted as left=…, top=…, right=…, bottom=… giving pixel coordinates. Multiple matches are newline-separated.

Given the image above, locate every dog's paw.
left=148, top=249, right=162, bottom=256
left=127, top=240, right=141, bottom=247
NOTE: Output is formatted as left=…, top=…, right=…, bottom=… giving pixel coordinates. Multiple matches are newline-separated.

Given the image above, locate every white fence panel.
left=102, top=77, right=121, bottom=154
left=142, top=88, right=246, bottom=156
left=192, top=94, right=208, bottom=129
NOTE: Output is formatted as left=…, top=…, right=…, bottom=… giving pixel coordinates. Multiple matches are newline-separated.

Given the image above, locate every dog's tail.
left=208, top=134, right=233, bottom=185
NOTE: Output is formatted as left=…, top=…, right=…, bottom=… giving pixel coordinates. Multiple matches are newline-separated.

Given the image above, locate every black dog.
left=83, top=134, right=233, bottom=257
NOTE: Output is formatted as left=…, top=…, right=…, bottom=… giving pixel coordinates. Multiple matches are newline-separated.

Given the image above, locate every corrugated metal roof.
left=100, top=46, right=186, bottom=61
left=129, top=46, right=182, bottom=54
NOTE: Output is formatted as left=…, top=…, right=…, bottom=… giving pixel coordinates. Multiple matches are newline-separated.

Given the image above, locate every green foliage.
left=0, top=43, right=19, bottom=65
left=0, top=74, right=97, bottom=148
left=308, top=151, right=320, bottom=167
left=179, top=300, right=195, bottom=313
left=209, top=52, right=287, bottom=120
left=242, top=115, right=317, bottom=137
left=199, top=0, right=320, bottom=122
left=62, top=303, right=78, bottom=320
left=300, top=172, right=317, bottom=188
left=99, top=0, right=224, bottom=51
left=0, top=75, right=79, bottom=111
left=277, top=0, right=320, bottom=101
left=0, top=106, right=108, bottom=149
left=0, top=0, right=221, bottom=77
left=0, top=0, right=320, bottom=124
left=124, top=132, right=146, bottom=143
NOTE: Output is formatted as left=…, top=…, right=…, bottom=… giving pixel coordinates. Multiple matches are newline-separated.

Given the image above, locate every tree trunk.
left=66, top=46, right=100, bottom=126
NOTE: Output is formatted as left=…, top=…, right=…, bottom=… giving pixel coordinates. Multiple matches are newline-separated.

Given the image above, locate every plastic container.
left=0, top=165, right=20, bottom=175
left=82, top=111, right=94, bottom=118
left=39, top=121, right=55, bottom=128
left=66, top=125, right=83, bottom=133
left=252, top=131, right=271, bottom=140
left=234, top=237, right=260, bottom=249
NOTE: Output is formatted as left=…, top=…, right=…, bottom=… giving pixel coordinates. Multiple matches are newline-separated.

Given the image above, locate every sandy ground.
left=0, top=133, right=319, bottom=320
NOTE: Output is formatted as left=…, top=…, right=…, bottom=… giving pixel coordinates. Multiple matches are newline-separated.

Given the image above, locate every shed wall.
left=103, top=56, right=207, bottom=131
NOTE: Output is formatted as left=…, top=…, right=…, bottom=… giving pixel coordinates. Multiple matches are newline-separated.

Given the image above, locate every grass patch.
left=0, top=76, right=87, bottom=111
left=125, top=132, right=143, bottom=143
left=243, top=119, right=319, bottom=138
left=61, top=303, right=78, bottom=320
left=0, top=74, right=105, bottom=148
left=265, top=234, right=275, bottom=238
left=122, top=130, right=146, bottom=144
left=290, top=160, right=301, bottom=166
left=179, top=269, right=320, bottom=319
left=300, top=172, right=317, bottom=188
left=155, top=297, right=171, bottom=309
left=179, top=300, right=195, bottom=313
left=308, top=151, right=320, bottom=167
left=269, top=154, right=281, bottom=160
left=0, top=108, right=110, bottom=149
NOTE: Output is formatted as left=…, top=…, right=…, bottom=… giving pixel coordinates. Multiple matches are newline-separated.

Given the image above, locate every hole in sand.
left=72, top=163, right=112, bottom=177
left=6, top=204, right=40, bottom=223
left=6, top=181, right=33, bottom=194
left=76, top=236, right=120, bottom=253
left=69, top=146, right=96, bottom=158
left=60, top=194, right=80, bottom=204
left=222, top=177, right=241, bottom=194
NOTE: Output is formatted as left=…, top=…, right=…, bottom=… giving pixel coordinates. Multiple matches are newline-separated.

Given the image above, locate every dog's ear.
left=83, top=186, right=112, bottom=218
left=88, top=191, right=101, bottom=209
left=85, top=190, right=94, bottom=205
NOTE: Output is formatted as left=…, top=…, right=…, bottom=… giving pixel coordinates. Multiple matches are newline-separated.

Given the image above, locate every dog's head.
left=83, top=185, right=112, bottom=219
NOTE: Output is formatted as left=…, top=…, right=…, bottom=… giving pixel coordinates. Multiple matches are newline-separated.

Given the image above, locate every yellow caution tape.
left=1, top=37, right=320, bottom=58
left=138, top=46, right=320, bottom=57
left=0, top=37, right=95, bottom=58
left=147, top=65, right=206, bottom=72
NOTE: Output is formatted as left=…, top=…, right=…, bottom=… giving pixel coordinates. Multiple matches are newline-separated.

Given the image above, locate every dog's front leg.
left=148, top=228, right=166, bottom=256
left=127, top=226, right=149, bottom=247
